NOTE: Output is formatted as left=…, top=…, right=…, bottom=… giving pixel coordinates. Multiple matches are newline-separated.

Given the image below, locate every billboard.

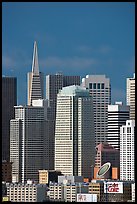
left=104, top=182, right=123, bottom=193
left=96, top=162, right=111, bottom=179
left=77, top=194, right=97, bottom=202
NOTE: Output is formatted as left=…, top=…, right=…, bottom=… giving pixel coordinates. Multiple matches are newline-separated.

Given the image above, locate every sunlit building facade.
left=55, top=85, right=95, bottom=178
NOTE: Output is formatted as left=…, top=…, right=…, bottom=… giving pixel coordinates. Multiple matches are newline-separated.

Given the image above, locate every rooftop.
left=58, top=85, right=90, bottom=97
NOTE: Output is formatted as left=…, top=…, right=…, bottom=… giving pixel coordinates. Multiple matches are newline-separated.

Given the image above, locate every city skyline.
left=2, top=2, right=135, bottom=105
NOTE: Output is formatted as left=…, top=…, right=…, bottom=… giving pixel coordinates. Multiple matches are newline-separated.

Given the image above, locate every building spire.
left=32, top=41, right=39, bottom=74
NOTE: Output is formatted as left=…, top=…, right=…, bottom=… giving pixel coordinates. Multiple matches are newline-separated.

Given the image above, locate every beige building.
left=55, top=85, right=95, bottom=178
left=6, top=181, right=47, bottom=202
left=89, top=181, right=104, bottom=202
left=126, top=73, right=135, bottom=120
left=39, top=170, right=48, bottom=184
left=38, top=170, right=62, bottom=184
left=49, top=176, right=88, bottom=202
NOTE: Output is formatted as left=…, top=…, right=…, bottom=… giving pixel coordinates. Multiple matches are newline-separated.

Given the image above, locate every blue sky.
left=2, top=2, right=135, bottom=105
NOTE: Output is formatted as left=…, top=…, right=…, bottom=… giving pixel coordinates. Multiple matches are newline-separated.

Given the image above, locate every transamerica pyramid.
left=27, top=41, right=44, bottom=105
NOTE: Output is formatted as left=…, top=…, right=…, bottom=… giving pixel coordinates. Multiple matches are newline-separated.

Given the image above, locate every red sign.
left=108, top=183, right=119, bottom=192
left=104, top=182, right=123, bottom=194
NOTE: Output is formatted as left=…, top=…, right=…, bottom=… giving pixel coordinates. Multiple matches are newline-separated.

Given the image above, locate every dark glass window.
left=97, top=83, right=100, bottom=89
left=89, top=83, right=92, bottom=89
left=93, top=83, right=96, bottom=89
left=101, top=83, right=104, bottom=89
left=127, top=127, right=131, bottom=133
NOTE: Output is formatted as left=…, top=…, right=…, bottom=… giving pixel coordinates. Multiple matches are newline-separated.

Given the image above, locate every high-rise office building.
left=81, top=75, right=111, bottom=146
left=46, top=73, right=80, bottom=120
left=63, top=75, right=81, bottom=87
left=107, top=101, right=130, bottom=150
left=126, top=73, right=135, bottom=120
left=46, top=73, right=63, bottom=120
left=55, top=85, right=95, bottom=178
left=10, top=100, right=55, bottom=183
left=27, top=41, right=44, bottom=105
left=94, top=142, right=120, bottom=180
left=2, top=77, right=17, bottom=161
left=120, top=120, right=135, bottom=181
left=95, top=142, right=119, bottom=168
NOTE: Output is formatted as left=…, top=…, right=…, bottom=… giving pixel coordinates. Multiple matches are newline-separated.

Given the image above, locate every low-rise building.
left=89, top=179, right=133, bottom=202
left=6, top=180, right=48, bottom=202
left=49, top=176, right=88, bottom=202
left=38, top=170, right=63, bottom=185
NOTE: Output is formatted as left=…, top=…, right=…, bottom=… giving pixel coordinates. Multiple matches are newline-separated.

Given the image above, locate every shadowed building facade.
left=2, top=76, right=17, bottom=161
left=46, top=73, right=80, bottom=120
left=10, top=100, right=55, bottom=183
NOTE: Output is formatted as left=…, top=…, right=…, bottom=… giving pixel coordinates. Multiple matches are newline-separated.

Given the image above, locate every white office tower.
left=126, top=73, right=135, bottom=120
left=27, top=41, right=44, bottom=105
left=132, top=183, right=135, bottom=202
left=107, top=102, right=130, bottom=150
left=120, top=120, right=135, bottom=181
left=55, top=85, right=95, bottom=178
left=81, top=75, right=111, bottom=146
left=10, top=99, right=55, bottom=183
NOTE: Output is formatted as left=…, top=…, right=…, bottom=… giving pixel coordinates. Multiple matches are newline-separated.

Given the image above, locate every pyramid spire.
left=32, top=41, right=39, bottom=74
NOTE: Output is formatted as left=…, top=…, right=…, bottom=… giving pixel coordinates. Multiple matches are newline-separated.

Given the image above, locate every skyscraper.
left=10, top=100, right=55, bottom=183
left=95, top=142, right=120, bottom=168
left=81, top=75, right=111, bottom=146
left=46, top=73, right=63, bottom=120
left=55, top=85, right=95, bottom=178
left=94, top=142, right=120, bottom=180
left=107, top=101, right=129, bottom=150
left=120, top=120, right=135, bottom=181
left=126, top=73, right=135, bottom=120
left=46, top=73, right=80, bottom=120
left=63, top=75, right=81, bottom=87
left=2, top=77, right=17, bottom=161
left=27, top=41, right=44, bottom=105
